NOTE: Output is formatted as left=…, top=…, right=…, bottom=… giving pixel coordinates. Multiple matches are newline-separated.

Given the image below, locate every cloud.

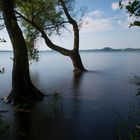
left=80, top=11, right=113, bottom=33
left=87, top=10, right=103, bottom=17
left=80, top=7, right=140, bottom=33
left=112, top=2, right=119, bottom=10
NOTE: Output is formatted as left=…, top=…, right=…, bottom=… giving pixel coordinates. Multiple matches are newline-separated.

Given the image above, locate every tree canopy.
left=15, top=0, right=70, bottom=61
left=15, top=0, right=86, bottom=71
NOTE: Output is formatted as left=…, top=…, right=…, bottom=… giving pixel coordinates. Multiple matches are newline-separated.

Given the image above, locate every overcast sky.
left=0, top=0, right=140, bottom=51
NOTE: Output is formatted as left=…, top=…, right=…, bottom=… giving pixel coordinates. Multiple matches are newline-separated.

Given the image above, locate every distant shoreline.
left=0, top=47, right=140, bottom=52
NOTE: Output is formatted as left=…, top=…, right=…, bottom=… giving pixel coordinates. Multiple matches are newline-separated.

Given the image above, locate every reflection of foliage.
left=14, top=103, right=33, bottom=113
left=136, top=88, right=140, bottom=96
left=119, top=0, right=140, bottom=27
left=0, top=113, right=9, bottom=135
left=134, top=75, right=140, bottom=96
left=46, top=91, right=63, bottom=118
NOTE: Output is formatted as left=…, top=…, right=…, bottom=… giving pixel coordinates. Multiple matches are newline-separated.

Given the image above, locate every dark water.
left=0, top=51, right=140, bottom=140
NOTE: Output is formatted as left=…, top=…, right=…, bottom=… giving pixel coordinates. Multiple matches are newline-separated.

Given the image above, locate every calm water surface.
left=0, top=51, right=140, bottom=140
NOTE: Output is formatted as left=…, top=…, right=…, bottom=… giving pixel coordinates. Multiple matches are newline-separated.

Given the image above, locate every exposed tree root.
left=3, top=87, right=44, bottom=105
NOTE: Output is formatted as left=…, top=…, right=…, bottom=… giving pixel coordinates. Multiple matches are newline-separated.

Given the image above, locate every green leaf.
left=133, top=21, right=140, bottom=26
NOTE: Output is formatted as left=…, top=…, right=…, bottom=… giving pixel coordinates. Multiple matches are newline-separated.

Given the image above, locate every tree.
left=1, top=0, right=44, bottom=104
left=119, top=0, right=140, bottom=27
left=16, top=0, right=87, bottom=72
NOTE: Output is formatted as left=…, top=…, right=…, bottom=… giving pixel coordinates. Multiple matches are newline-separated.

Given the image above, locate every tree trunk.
left=70, top=51, right=86, bottom=72
left=2, top=0, right=44, bottom=104
left=57, top=0, right=87, bottom=72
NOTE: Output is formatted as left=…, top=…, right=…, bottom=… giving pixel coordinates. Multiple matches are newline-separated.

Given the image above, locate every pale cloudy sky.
left=0, top=0, right=140, bottom=51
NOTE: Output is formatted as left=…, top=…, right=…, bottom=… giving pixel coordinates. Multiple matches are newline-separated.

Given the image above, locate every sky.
left=0, top=0, right=140, bottom=51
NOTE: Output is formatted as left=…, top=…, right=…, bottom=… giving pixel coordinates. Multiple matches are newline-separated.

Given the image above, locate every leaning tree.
left=1, top=0, right=44, bottom=104
left=15, top=0, right=87, bottom=72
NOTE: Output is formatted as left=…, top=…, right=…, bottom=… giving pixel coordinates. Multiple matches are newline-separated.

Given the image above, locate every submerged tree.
left=1, top=0, right=44, bottom=104
left=15, top=0, right=87, bottom=72
left=119, top=0, right=140, bottom=27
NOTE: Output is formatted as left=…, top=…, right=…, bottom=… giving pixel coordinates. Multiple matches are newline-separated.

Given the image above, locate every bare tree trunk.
left=59, top=0, right=87, bottom=72
left=2, top=0, right=44, bottom=104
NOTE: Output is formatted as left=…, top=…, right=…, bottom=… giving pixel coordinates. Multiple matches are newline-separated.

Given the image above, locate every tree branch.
left=15, top=10, right=71, bottom=56
left=44, top=21, right=69, bottom=30
left=58, top=0, right=79, bottom=51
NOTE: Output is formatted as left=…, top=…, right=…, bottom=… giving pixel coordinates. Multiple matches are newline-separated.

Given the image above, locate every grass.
left=114, top=108, right=140, bottom=140
left=115, top=77, right=140, bottom=140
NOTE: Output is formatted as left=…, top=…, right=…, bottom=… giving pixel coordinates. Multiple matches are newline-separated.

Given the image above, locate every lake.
left=0, top=51, right=140, bottom=140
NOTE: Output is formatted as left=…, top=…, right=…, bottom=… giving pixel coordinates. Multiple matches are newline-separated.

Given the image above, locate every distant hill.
left=80, top=47, right=140, bottom=52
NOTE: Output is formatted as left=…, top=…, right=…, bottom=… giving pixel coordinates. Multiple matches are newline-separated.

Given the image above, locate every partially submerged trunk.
left=41, top=31, right=86, bottom=72
left=2, top=0, right=44, bottom=104
left=58, top=0, right=87, bottom=72
left=70, top=51, right=86, bottom=72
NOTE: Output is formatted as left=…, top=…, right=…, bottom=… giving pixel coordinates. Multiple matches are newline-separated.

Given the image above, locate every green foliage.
left=25, top=29, right=39, bottom=62
left=0, top=38, right=6, bottom=43
left=0, top=24, right=5, bottom=31
left=45, top=91, right=63, bottom=118
left=28, top=47, right=39, bottom=63
left=114, top=76, right=140, bottom=140
left=15, top=0, right=68, bottom=62
left=114, top=108, right=140, bottom=140
left=16, top=0, right=64, bottom=35
left=119, top=0, right=140, bottom=27
left=132, top=21, right=140, bottom=26
left=58, top=0, right=75, bottom=12
left=0, top=67, right=5, bottom=74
